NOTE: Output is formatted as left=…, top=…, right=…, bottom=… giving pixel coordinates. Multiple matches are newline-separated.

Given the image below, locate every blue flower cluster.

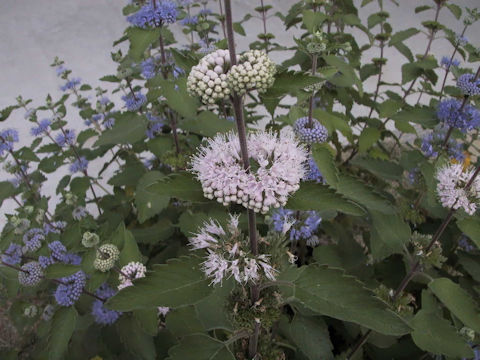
left=18, top=262, right=43, bottom=286
left=456, top=34, right=468, bottom=46
left=421, top=129, right=464, bottom=161
left=437, top=99, right=480, bottom=132
left=272, top=208, right=322, bottom=245
left=293, top=117, right=328, bottom=144
left=303, top=156, right=324, bottom=183
left=43, top=221, right=67, bottom=235
left=60, top=77, right=81, bottom=92
left=407, top=167, right=420, bottom=186
left=127, top=1, right=178, bottom=28
left=39, top=241, right=82, bottom=269
left=30, top=119, right=51, bottom=137
left=457, top=73, right=480, bottom=96
left=440, top=56, right=460, bottom=69
left=122, top=92, right=147, bottom=111
left=141, top=57, right=157, bottom=79
left=54, top=270, right=86, bottom=306
left=23, top=228, right=45, bottom=253
left=55, top=129, right=76, bottom=147
left=146, top=113, right=164, bottom=139
left=91, top=283, right=122, bottom=325
left=0, top=129, right=19, bottom=156
left=69, top=156, right=89, bottom=174
left=180, top=15, right=198, bottom=25
left=2, top=243, right=22, bottom=265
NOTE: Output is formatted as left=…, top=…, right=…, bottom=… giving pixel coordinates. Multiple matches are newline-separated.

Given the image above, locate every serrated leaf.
left=167, top=334, right=235, bottom=360
left=279, top=314, right=333, bottom=360
left=313, top=109, right=353, bottom=141
left=117, top=316, right=156, bottom=360
left=95, top=113, right=148, bottom=146
left=411, top=310, right=473, bottom=358
left=166, top=306, right=205, bottom=338
left=127, top=27, right=161, bottom=61
left=44, top=264, right=81, bottom=279
left=286, top=182, right=365, bottom=216
left=118, top=226, right=142, bottom=267
left=263, top=70, right=323, bottom=98
left=336, top=175, right=395, bottom=213
left=457, top=218, right=480, bottom=249
left=389, top=28, right=420, bottom=46
left=158, top=79, right=199, bottom=119
left=358, top=127, right=381, bottom=153
left=107, top=256, right=212, bottom=311
left=429, top=278, right=480, bottom=333
left=446, top=3, right=462, bottom=19
left=324, top=55, right=363, bottom=96
left=0, top=181, right=16, bottom=206
left=351, top=157, right=403, bottom=181
left=182, top=111, right=234, bottom=137
left=147, top=172, right=205, bottom=202
left=391, top=107, right=437, bottom=128
left=302, top=10, right=327, bottom=33
left=311, top=143, right=338, bottom=187
left=458, top=251, right=480, bottom=282
left=279, top=264, right=412, bottom=336
left=135, top=171, right=169, bottom=223
left=369, top=210, right=411, bottom=261
left=48, top=307, right=78, bottom=360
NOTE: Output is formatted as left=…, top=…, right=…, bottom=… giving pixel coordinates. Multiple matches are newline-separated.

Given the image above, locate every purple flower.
left=272, top=208, right=322, bottom=245
left=99, top=96, right=110, bottom=105
left=180, top=15, right=198, bottom=25
left=23, top=228, right=45, bottom=253
left=38, top=255, right=54, bottom=269
left=103, top=117, right=115, bottom=129
left=60, top=77, right=81, bottom=92
left=122, top=92, right=146, bottom=111
left=421, top=129, right=464, bottom=161
left=63, top=253, right=82, bottom=266
left=55, top=65, right=68, bottom=76
left=48, top=241, right=67, bottom=262
left=293, top=117, right=328, bottom=144
left=30, top=119, right=51, bottom=136
left=440, top=56, right=460, bottom=69
left=303, top=156, right=324, bottom=183
left=407, top=168, right=420, bottom=185
left=173, top=66, right=184, bottom=78
left=437, top=99, right=480, bottom=132
left=127, top=1, right=178, bottom=28
left=54, top=271, right=86, bottom=307
left=18, top=262, right=43, bottom=286
left=141, top=58, right=157, bottom=79
left=91, top=283, right=122, bottom=325
left=69, top=157, right=88, bottom=173
left=457, top=73, right=480, bottom=96
left=145, top=113, right=164, bottom=139
left=55, top=129, right=76, bottom=147
left=0, top=129, right=19, bottom=156
left=1, top=243, right=22, bottom=265
left=44, top=221, right=67, bottom=235
left=199, top=8, right=212, bottom=16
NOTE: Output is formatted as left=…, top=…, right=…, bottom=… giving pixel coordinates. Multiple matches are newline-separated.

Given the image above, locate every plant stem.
left=307, top=54, right=318, bottom=127
left=224, top=0, right=260, bottom=357
left=346, top=164, right=480, bottom=359
left=260, top=0, right=269, bottom=53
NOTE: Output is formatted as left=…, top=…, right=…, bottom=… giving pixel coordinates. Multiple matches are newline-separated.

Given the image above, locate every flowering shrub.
left=2, top=0, right=480, bottom=359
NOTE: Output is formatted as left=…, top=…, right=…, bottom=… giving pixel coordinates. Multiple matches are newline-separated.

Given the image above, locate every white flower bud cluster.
left=436, top=163, right=480, bottom=215
left=228, top=50, right=276, bottom=95
left=191, top=130, right=307, bottom=214
left=187, top=49, right=235, bottom=105
left=118, top=261, right=147, bottom=290
left=93, top=244, right=120, bottom=272
left=189, top=215, right=277, bottom=285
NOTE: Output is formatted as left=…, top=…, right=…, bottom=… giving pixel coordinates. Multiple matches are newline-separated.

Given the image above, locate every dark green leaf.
left=95, top=113, right=148, bottom=146
left=48, top=307, right=78, bottom=360
left=135, top=171, right=170, bottom=223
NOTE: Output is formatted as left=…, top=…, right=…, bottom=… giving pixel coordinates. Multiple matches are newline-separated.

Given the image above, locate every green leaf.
left=324, top=55, right=363, bottom=96
left=117, top=316, right=156, bottom=360
left=167, top=334, right=235, bottom=360
left=48, top=307, right=78, bottom=360
left=0, top=105, right=20, bottom=122
left=415, top=5, right=431, bottom=14
left=446, top=3, right=462, bottom=19
left=429, top=278, right=480, bottom=333
left=232, top=22, right=246, bottom=36
left=158, top=79, right=199, bottom=119
left=457, top=218, right=480, bottom=249
left=147, top=173, right=205, bottom=202
left=166, top=306, right=205, bottom=338
left=336, top=175, right=395, bottom=213
left=378, top=99, right=402, bottom=118
left=311, top=143, right=338, bottom=187
left=286, top=182, right=365, bottom=216
left=313, top=109, right=353, bottom=141
left=302, top=10, right=326, bottom=33
left=351, top=157, right=403, bottom=181
left=95, top=113, right=148, bottom=146
left=39, top=155, right=65, bottom=173
left=280, top=264, right=412, bottom=336
left=389, top=28, right=420, bottom=46
left=195, top=279, right=234, bottom=331
left=134, top=308, right=158, bottom=336
left=358, top=127, right=381, bottom=153
left=458, top=251, right=480, bottom=282
left=279, top=314, right=333, bottom=360
left=411, top=310, right=473, bottom=358
left=182, top=111, right=234, bottom=137
left=44, top=264, right=81, bottom=279
left=107, top=256, right=212, bottom=311
left=118, top=226, right=143, bottom=267
left=391, top=107, right=437, bottom=128
left=369, top=210, right=411, bottom=261
left=131, top=219, right=174, bottom=245
left=127, top=27, right=161, bottom=61
left=263, top=70, right=323, bottom=98
left=99, top=75, right=120, bottom=82
left=0, top=181, right=16, bottom=206
left=135, top=171, right=170, bottom=223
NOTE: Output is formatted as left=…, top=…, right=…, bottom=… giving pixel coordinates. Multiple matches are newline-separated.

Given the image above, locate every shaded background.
left=0, top=0, right=479, bottom=219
